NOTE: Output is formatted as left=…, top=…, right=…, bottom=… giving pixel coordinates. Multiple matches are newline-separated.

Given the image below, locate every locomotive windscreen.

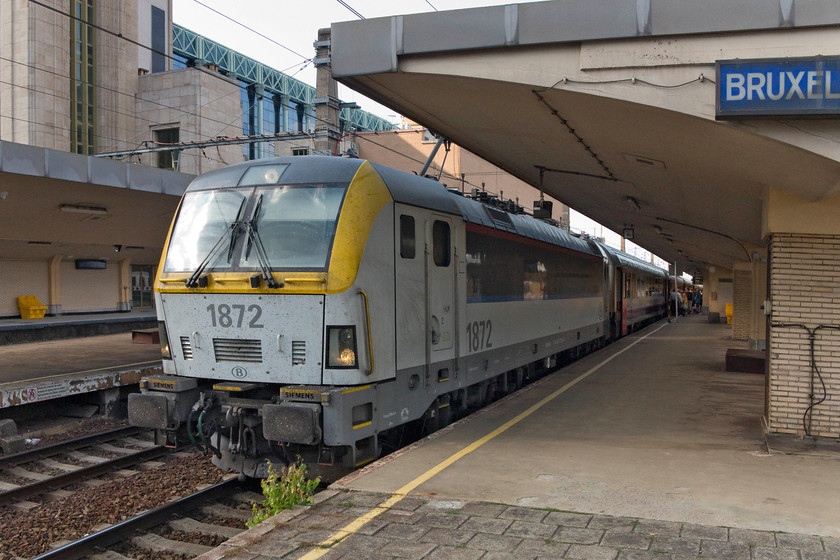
left=163, top=183, right=348, bottom=273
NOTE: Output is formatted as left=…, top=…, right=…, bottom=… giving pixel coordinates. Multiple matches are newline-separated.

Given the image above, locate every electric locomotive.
left=128, top=156, right=666, bottom=478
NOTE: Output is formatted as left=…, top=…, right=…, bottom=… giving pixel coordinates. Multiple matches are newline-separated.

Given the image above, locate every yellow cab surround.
left=155, top=160, right=393, bottom=296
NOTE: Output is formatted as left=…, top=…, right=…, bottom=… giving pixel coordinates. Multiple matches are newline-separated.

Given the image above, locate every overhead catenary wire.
left=30, top=0, right=312, bottom=68
left=336, top=0, right=365, bottom=19
left=188, top=0, right=312, bottom=62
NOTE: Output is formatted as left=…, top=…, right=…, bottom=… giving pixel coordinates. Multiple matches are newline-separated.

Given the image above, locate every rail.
left=0, top=444, right=171, bottom=506
left=32, top=477, right=243, bottom=560
left=0, top=426, right=145, bottom=470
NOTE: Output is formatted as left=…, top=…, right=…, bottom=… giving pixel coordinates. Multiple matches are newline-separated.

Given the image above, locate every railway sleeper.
left=131, top=532, right=213, bottom=557
left=90, top=551, right=132, bottom=560
left=169, top=517, right=242, bottom=540
left=200, top=503, right=253, bottom=523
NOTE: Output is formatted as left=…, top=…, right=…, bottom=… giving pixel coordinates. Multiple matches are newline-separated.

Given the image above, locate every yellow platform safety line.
left=297, top=323, right=667, bottom=560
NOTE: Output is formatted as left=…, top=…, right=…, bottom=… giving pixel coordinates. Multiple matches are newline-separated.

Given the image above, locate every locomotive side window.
left=433, top=220, right=451, bottom=267
left=400, top=215, right=415, bottom=259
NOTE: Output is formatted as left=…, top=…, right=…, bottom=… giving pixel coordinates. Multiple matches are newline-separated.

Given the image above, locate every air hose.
left=187, top=402, right=203, bottom=452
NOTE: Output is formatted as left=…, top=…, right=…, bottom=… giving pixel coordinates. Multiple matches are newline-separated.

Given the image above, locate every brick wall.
left=768, top=233, right=840, bottom=437
left=732, top=269, right=752, bottom=340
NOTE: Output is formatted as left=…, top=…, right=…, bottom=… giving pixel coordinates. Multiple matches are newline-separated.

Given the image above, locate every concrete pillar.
left=704, top=267, right=732, bottom=323
left=118, top=259, right=132, bottom=311
left=732, top=266, right=752, bottom=341
left=750, top=250, right=768, bottom=349
left=97, top=388, right=122, bottom=418
left=764, top=187, right=840, bottom=438
left=48, top=255, right=62, bottom=315
left=313, top=28, right=341, bottom=155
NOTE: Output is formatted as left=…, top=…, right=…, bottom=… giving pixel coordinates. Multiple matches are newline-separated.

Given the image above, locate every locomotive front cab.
left=128, top=157, right=394, bottom=477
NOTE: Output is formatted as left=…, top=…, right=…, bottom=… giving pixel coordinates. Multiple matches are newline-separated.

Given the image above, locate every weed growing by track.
left=247, top=461, right=320, bottom=528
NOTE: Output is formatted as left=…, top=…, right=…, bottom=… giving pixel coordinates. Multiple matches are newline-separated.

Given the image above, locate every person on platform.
left=670, top=289, right=681, bottom=317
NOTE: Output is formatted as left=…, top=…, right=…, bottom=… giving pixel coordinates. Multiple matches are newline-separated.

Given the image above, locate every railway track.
left=0, top=426, right=167, bottom=508
left=32, top=477, right=255, bottom=560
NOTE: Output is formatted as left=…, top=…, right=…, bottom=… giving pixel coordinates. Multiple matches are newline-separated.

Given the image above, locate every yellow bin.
left=725, top=303, right=733, bottom=325
left=18, top=295, right=48, bottom=319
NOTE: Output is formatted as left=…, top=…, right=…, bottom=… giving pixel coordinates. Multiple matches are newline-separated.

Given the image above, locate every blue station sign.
left=716, top=56, right=840, bottom=118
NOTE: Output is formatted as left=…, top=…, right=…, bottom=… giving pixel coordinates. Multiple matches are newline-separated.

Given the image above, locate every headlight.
left=158, top=321, right=172, bottom=360
left=327, top=326, right=357, bottom=368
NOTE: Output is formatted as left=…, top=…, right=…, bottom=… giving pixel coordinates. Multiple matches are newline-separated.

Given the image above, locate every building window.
left=261, top=95, right=276, bottom=157
left=154, top=128, right=179, bottom=170
left=172, top=53, right=189, bottom=70
left=287, top=101, right=300, bottom=133
left=70, top=0, right=96, bottom=155
left=151, top=6, right=166, bottom=73
left=292, top=148, right=309, bottom=156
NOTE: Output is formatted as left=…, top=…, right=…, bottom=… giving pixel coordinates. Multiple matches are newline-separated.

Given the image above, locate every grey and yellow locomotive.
left=128, top=156, right=666, bottom=478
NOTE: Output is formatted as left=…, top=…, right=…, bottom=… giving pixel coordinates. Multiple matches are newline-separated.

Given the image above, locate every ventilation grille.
left=180, top=337, right=193, bottom=360
left=292, top=341, right=306, bottom=365
left=213, top=338, right=262, bottom=363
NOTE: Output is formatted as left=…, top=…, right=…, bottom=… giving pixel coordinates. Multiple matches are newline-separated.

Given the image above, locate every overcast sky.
left=171, top=0, right=528, bottom=123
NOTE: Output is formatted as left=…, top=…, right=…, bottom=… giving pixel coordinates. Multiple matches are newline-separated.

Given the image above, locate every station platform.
left=198, top=315, right=840, bottom=560
left=0, top=309, right=157, bottom=345
left=0, top=311, right=161, bottom=409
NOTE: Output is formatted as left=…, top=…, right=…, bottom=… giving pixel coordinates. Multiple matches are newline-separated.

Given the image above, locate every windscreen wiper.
left=245, top=194, right=281, bottom=289
left=243, top=194, right=262, bottom=262
left=185, top=196, right=247, bottom=288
